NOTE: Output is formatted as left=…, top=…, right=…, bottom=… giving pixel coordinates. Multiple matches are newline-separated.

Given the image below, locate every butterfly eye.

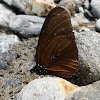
left=54, top=33, right=56, bottom=36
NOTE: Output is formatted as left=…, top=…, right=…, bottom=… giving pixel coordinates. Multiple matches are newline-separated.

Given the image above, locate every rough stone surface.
left=90, top=0, right=100, bottom=18
left=75, top=31, right=100, bottom=85
left=0, top=60, right=8, bottom=70
left=83, top=0, right=90, bottom=9
left=65, top=81, right=100, bottom=100
left=95, top=18, right=100, bottom=32
left=0, top=4, right=15, bottom=27
left=9, top=15, right=45, bottom=37
left=16, top=77, right=79, bottom=100
left=59, top=0, right=84, bottom=14
left=74, top=13, right=89, bottom=25
left=0, top=51, right=18, bottom=70
left=3, top=0, right=26, bottom=13
left=3, top=0, right=56, bottom=16
left=71, top=18, right=79, bottom=27
left=0, top=33, right=20, bottom=53
left=25, top=0, right=56, bottom=16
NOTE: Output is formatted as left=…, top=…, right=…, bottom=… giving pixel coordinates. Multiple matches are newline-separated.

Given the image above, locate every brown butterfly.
left=30, top=7, right=78, bottom=78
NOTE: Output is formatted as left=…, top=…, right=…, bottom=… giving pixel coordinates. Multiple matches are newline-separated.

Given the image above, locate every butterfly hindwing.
left=36, top=7, right=78, bottom=78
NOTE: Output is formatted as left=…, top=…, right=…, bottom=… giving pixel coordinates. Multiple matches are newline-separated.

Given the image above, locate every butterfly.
left=30, top=7, right=78, bottom=78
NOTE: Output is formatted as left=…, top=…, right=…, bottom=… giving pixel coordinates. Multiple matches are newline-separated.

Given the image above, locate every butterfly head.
left=30, top=64, right=48, bottom=75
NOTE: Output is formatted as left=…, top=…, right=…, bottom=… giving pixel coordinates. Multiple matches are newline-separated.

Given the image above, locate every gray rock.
left=0, top=4, right=44, bottom=37
left=65, top=81, right=100, bottom=100
left=0, top=51, right=18, bottom=70
left=3, top=0, right=56, bottom=16
left=0, top=33, right=20, bottom=53
left=90, top=0, right=100, bottom=18
left=2, top=78, right=22, bottom=88
left=3, top=0, right=26, bottom=13
left=95, top=18, right=100, bottom=32
left=16, top=77, right=78, bottom=100
left=9, top=15, right=45, bottom=37
left=0, top=4, right=15, bottom=27
left=71, top=18, right=79, bottom=28
left=74, top=13, right=89, bottom=25
left=59, top=0, right=84, bottom=13
left=83, top=0, right=90, bottom=9
left=0, top=51, right=18, bottom=62
left=75, top=31, right=100, bottom=85
left=0, top=60, right=8, bottom=70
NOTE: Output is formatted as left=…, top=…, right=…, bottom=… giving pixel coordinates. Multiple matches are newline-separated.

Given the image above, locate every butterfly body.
left=30, top=7, right=78, bottom=78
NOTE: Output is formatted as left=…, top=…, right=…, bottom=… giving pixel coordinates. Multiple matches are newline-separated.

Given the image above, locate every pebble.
left=25, top=0, right=56, bottom=16
left=0, top=33, right=20, bottom=53
left=90, top=0, right=100, bottom=18
left=65, top=80, right=100, bottom=100
left=95, top=18, right=100, bottom=32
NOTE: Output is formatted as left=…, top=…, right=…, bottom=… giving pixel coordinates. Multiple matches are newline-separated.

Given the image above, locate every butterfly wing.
left=36, top=7, right=78, bottom=78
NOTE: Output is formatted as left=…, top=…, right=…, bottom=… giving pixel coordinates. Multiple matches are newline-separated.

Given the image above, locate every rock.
left=90, top=0, right=100, bottom=18
left=22, top=61, right=36, bottom=71
left=0, top=60, right=8, bottom=70
left=16, top=77, right=79, bottom=100
left=25, top=0, right=56, bottom=16
left=0, top=51, right=18, bottom=70
left=9, top=15, right=45, bottom=37
left=78, top=7, right=84, bottom=13
left=2, top=78, right=22, bottom=88
left=59, top=0, right=84, bottom=14
left=83, top=0, right=90, bottom=9
left=0, top=33, right=20, bottom=53
left=0, top=4, right=15, bottom=27
left=95, top=18, right=100, bottom=32
left=71, top=18, right=79, bottom=28
left=3, top=0, right=56, bottom=16
left=74, top=13, right=89, bottom=25
left=3, top=0, right=26, bottom=13
left=65, top=80, right=100, bottom=100
left=0, top=51, right=18, bottom=62
left=75, top=31, right=100, bottom=85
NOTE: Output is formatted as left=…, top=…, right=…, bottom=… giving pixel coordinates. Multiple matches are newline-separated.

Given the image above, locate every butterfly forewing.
left=36, top=7, right=78, bottom=78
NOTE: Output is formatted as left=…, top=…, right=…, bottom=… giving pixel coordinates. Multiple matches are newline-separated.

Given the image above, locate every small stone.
left=25, top=0, right=56, bottom=16
left=2, top=78, right=22, bottom=87
left=0, top=60, right=8, bottom=70
left=90, top=0, right=100, bottom=18
left=83, top=0, right=90, bottom=9
left=71, top=18, right=79, bottom=28
left=73, top=13, right=89, bottom=25
left=0, top=33, right=20, bottom=53
left=59, top=0, right=84, bottom=14
left=95, top=18, right=100, bottom=32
